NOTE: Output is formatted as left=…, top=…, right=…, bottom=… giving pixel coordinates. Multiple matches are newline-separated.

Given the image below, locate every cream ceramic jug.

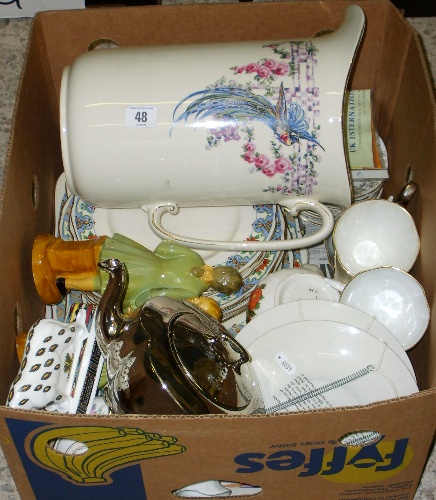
left=60, top=5, right=365, bottom=252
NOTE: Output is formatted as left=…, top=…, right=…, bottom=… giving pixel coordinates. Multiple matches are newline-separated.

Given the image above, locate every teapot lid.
left=168, top=302, right=256, bottom=413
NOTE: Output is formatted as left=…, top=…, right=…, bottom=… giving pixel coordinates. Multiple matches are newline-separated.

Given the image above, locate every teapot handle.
left=213, top=333, right=250, bottom=376
left=142, top=198, right=336, bottom=252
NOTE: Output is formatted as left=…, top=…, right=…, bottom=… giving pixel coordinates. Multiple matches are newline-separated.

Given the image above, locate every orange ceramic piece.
left=32, top=234, right=107, bottom=304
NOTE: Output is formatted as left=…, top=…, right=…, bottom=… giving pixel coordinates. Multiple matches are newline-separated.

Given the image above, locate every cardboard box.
left=0, top=1, right=435, bottom=498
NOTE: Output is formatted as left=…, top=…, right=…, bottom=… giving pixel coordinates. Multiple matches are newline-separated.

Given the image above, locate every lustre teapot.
left=95, top=258, right=263, bottom=415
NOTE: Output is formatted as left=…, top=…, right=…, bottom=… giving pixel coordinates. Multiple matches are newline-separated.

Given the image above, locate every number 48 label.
left=125, top=106, right=157, bottom=128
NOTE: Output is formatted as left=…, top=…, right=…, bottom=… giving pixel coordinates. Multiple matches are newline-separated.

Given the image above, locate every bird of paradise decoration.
left=172, top=82, right=323, bottom=150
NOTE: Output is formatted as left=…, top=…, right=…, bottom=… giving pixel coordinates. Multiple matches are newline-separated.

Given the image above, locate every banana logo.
left=28, top=425, right=186, bottom=484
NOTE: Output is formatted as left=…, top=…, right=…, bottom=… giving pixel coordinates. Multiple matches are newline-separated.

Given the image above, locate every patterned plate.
left=52, top=174, right=304, bottom=326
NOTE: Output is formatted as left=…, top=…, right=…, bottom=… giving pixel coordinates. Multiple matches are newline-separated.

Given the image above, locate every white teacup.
left=60, top=6, right=366, bottom=252
left=327, top=267, right=429, bottom=350
left=247, top=265, right=340, bottom=322
left=332, top=199, right=420, bottom=283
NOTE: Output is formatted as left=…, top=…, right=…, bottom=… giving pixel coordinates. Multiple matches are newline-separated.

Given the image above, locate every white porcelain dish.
left=246, top=267, right=340, bottom=322
left=245, top=320, right=418, bottom=412
left=339, top=267, right=430, bottom=350
left=236, top=299, right=415, bottom=380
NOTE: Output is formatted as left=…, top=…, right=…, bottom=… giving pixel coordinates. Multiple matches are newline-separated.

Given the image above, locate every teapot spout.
left=96, top=258, right=128, bottom=353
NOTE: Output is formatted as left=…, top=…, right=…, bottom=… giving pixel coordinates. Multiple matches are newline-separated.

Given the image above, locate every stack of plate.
left=236, top=300, right=418, bottom=412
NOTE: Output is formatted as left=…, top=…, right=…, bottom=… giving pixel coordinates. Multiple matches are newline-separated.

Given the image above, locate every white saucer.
left=339, top=267, right=430, bottom=350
